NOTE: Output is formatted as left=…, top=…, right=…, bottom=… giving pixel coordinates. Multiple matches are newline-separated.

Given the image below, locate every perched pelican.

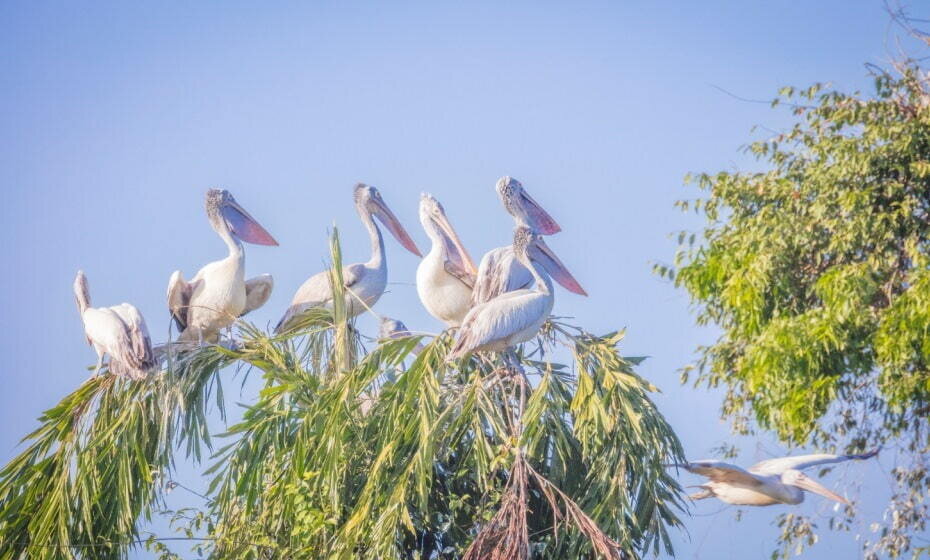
left=415, top=193, right=477, bottom=326
left=379, top=316, right=414, bottom=341
left=673, top=449, right=880, bottom=506
left=449, top=226, right=585, bottom=361
left=276, top=184, right=422, bottom=332
left=472, top=176, right=582, bottom=305
left=167, top=189, right=278, bottom=344
left=379, top=316, right=425, bottom=354
left=74, top=271, right=155, bottom=380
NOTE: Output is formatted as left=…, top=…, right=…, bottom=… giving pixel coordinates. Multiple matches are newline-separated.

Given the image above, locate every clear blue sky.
left=0, top=2, right=917, bottom=558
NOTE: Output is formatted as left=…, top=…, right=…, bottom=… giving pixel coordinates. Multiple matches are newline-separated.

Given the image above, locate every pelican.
left=449, top=226, right=585, bottom=362
left=74, top=271, right=155, bottom=379
left=167, top=189, right=278, bottom=344
left=379, top=316, right=414, bottom=341
left=415, top=193, right=477, bottom=326
left=379, top=316, right=425, bottom=354
left=472, top=176, right=581, bottom=305
left=673, top=449, right=880, bottom=506
left=276, top=184, right=422, bottom=332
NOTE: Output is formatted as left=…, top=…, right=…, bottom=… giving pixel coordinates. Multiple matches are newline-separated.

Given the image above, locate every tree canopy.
left=665, top=66, right=930, bottom=557
left=0, top=232, right=686, bottom=560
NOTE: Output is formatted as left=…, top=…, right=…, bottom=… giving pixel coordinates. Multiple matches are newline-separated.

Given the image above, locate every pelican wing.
left=276, top=265, right=365, bottom=332
left=242, top=274, right=274, bottom=316
left=444, top=259, right=476, bottom=289
left=110, top=303, right=155, bottom=377
left=439, top=227, right=476, bottom=289
left=167, top=270, right=200, bottom=332
left=749, top=449, right=879, bottom=475
left=687, top=486, right=715, bottom=500
left=472, top=247, right=533, bottom=305
left=675, top=460, right=763, bottom=486
left=83, top=307, right=148, bottom=380
left=450, top=290, right=547, bottom=358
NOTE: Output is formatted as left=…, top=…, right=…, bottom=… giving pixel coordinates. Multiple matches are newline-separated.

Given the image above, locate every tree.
left=0, top=231, right=686, bottom=560
left=664, top=65, right=930, bottom=557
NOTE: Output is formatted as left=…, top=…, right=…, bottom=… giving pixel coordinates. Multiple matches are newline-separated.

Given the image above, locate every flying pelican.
left=167, top=189, right=278, bottom=344
left=74, top=270, right=155, bottom=380
left=449, top=226, right=585, bottom=363
left=415, top=193, right=477, bottom=327
left=276, top=184, right=422, bottom=332
left=673, top=449, right=880, bottom=506
left=472, top=176, right=582, bottom=305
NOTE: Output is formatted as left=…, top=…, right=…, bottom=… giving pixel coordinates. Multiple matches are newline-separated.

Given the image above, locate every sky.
left=0, top=2, right=922, bottom=558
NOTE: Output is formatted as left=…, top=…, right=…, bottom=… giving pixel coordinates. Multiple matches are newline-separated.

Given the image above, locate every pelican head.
left=781, top=469, right=850, bottom=505
left=512, top=226, right=587, bottom=295
left=419, top=192, right=476, bottom=270
left=354, top=183, right=422, bottom=257
left=379, top=316, right=412, bottom=340
left=74, top=270, right=91, bottom=314
left=205, top=189, right=278, bottom=246
left=496, top=176, right=561, bottom=235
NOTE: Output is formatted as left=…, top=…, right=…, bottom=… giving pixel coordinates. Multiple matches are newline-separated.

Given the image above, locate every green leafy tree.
left=664, top=65, right=930, bottom=557
left=0, top=231, right=686, bottom=559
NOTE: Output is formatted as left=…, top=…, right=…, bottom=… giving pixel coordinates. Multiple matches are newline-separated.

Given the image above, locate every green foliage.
left=0, top=231, right=686, bottom=559
left=0, top=340, right=228, bottom=560
left=668, top=66, right=930, bottom=557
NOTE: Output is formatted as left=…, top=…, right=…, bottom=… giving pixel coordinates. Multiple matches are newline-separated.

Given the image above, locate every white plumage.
left=415, top=193, right=477, bottom=327
left=450, top=227, right=583, bottom=360
left=276, top=184, right=421, bottom=333
left=471, top=246, right=533, bottom=306
left=167, top=189, right=277, bottom=344
left=472, top=176, right=585, bottom=305
left=74, top=271, right=154, bottom=380
left=674, top=449, right=879, bottom=506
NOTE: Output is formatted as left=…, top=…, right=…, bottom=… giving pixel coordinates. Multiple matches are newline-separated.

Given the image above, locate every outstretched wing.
left=749, top=449, right=880, bottom=475
left=167, top=270, right=197, bottom=332
left=672, top=460, right=763, bottom=486
left=242, top=274, right=274, bottom=316
left=687, top=486, right=715, bottom=500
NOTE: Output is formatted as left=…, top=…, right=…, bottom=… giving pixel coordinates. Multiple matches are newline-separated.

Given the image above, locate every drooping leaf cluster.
left=667, top=67, right=930, bottom=557
left=0, top=231, right=686, bottom=559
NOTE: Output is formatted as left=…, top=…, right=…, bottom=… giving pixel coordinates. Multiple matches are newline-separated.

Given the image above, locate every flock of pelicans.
left=71, top=177, right=878, bottom=509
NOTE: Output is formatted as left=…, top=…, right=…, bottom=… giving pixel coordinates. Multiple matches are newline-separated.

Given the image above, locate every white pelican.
left=167, top=189, right=278, bottom=344
left=379, top=316, right=425, bottom=354
left=472, top=176, right=583, bottom=305
left=449, top=226, right=585, bottom=361
left=74, top=270, right=155, bottom=380
left=674, top=449, right=879, bottom=506
left=415, top=193, right=477, bottom=327
left=276, top=184, right=422, bottom=332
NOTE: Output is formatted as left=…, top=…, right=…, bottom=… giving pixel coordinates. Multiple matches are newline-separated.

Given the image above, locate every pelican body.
left=472, top=176, right=583, bottom=305
left=676, top=449, right=879, bottom=506
left=74, top=271, right=155, bottom=380
left=167, top=189, right=278, bottom=344
left=276, top=184, right=421, bottom=332
left=415, top=193, right=477, bottom=326
left=450, top=227, right=584, bottom=359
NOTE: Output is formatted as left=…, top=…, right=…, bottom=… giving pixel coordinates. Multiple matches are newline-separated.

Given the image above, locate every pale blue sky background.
left=1, top=2, right=922, bottom=558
